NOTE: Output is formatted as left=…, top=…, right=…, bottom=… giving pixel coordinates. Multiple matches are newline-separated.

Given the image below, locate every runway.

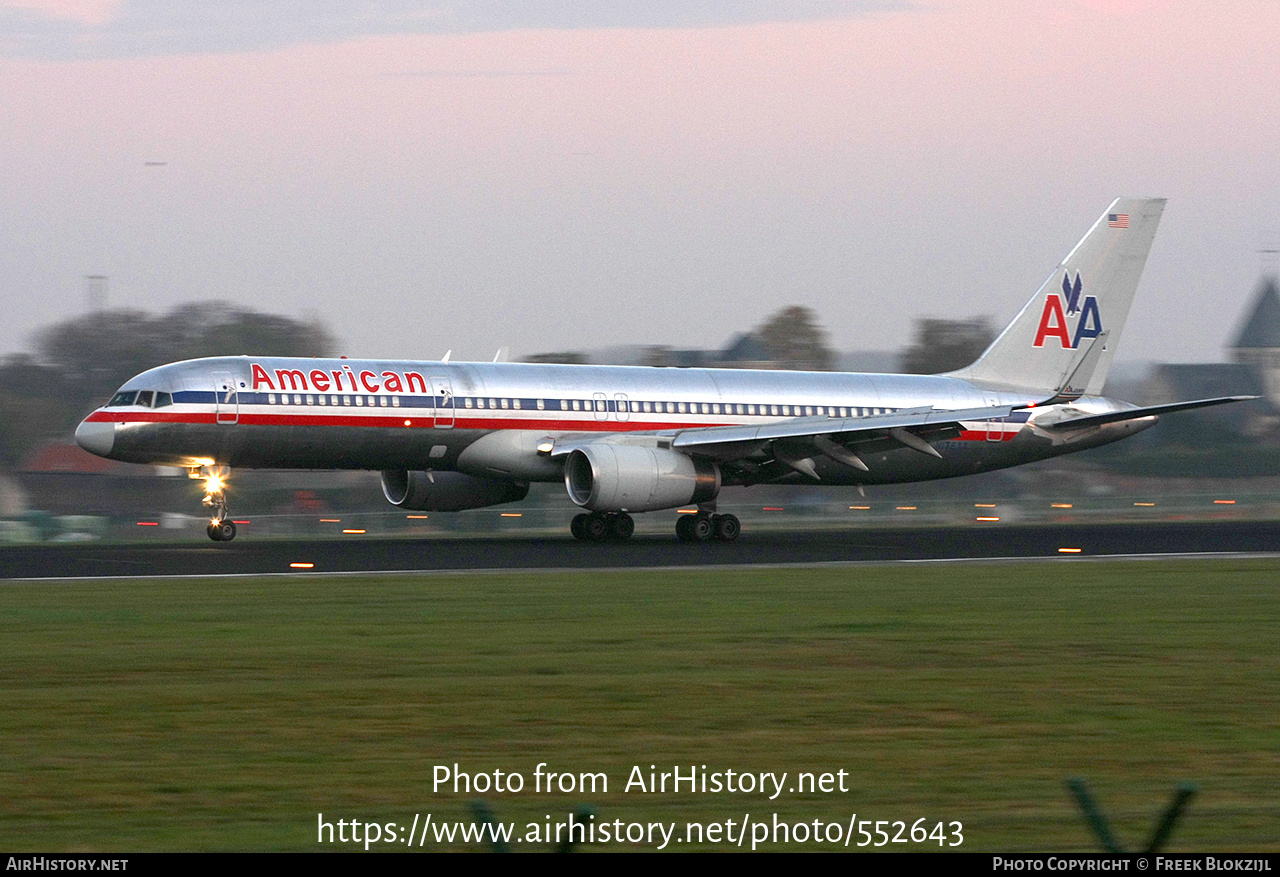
left=2, top=519, right=1278, bottom=579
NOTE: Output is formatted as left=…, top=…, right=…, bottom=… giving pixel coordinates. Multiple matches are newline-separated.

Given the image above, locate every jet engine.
left=381, top=470, right=529, bottom=512
left=563, top=444, right=719, bottom=512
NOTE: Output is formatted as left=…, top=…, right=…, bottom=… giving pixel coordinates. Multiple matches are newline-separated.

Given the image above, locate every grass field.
left=2, top=559, right=1277, bottom=852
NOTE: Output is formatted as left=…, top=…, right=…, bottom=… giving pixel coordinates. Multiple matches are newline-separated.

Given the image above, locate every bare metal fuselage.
left=78, top=355, right=1153, bottom=488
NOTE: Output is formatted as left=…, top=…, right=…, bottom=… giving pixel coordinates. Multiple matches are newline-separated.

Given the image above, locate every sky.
left=2, top=0, right=1279, bottom=366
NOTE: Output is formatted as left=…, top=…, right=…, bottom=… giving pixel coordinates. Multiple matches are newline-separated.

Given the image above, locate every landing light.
left=976, top=516, right=1000, bottom=522
left=1052, top=503, right=1073, bottom=509
left=204, top=474, right=225, bottom=494
left=290, top=562, right=315, bottom=569
left=1058, top=548, right=1082, bottom=554
left=536, top=439, right=555, bottom=455
left=1214, top=499, right=1236, bottom=505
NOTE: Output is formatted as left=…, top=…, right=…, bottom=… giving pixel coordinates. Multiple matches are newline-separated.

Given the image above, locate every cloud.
left=0, top=0, right=907, bottom=59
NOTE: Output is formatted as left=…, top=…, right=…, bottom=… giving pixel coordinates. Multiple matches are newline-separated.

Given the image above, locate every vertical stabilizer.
left=949, top=198, right=1165, bottom=396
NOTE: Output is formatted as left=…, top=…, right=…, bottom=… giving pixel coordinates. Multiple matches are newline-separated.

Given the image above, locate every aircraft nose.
left=75, top=418, right=115, bottom=457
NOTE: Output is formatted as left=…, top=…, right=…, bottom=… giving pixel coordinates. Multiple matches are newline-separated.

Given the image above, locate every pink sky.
left=3, top=0, right=1279, bottom=365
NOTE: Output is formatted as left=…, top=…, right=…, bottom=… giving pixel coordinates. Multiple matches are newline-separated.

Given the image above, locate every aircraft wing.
left=1034, top=396, right=1258, bottom=430
left=548, top=403, right=1017, bottom=479
left=667, top=404, right=1015, bottom=450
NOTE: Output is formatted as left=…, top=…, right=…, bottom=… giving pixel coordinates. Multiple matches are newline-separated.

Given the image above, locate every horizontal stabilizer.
left=1040, top=396, right=1257, bottom=430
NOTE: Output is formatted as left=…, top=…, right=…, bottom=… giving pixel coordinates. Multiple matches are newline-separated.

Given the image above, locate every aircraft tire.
left=583, top=512, right=610, bottom=542
left=570, top=513, right=588, bottom=540
left=216, top=520, right=237, bottom=541
left=691, top=514, right=715, bottom=543
left=608, top=513, right=635, bottom=541
left=713, top=514, right=741, bottom=542
left=676, top=514, right=695, bottom=542
left=207, top=522, right=222, bottom=542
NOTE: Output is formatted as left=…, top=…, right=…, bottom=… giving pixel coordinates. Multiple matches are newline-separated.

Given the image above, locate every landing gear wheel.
left=608, top=513, right=635, bottom=541
left=678, top=513, right=715, bottom=542
left=713, top=513, right=740, bottom=542
left=208, top=520, right=236, bottom=542
left=676, top=514, right=696, bottom=542
left=583, top=512, right=610, bottom=542
left=690, top=514, right=715, bottom=543
left=570, top=513, right=588, bottom=540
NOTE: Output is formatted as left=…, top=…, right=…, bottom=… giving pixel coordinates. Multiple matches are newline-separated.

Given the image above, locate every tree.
left=756, top=306, right=834, bottom=371
left=0, top=303, right=336, bottom=467
left=899, top=317, right=996, bottom=375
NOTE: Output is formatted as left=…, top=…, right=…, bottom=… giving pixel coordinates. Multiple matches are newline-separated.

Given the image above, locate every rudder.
left=948, top=197, right=1166, bottom=397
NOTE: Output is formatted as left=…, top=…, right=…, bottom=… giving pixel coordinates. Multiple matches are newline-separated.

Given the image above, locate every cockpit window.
left=154, top=391, right=172, bottom=408
left=135, top=390, right=154, bottom=408
left=108, top=391, right=137, bottom=407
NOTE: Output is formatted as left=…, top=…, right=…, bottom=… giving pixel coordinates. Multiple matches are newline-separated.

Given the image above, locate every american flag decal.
left=1108, top=213, right=1129, bottom=228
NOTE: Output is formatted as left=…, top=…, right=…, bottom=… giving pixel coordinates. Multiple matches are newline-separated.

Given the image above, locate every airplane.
left=74, top=197, right=1251, bottom=543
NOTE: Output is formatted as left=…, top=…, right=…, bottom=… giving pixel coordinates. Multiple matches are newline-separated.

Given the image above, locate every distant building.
left=1140, top=274, right=1280, bottom=436
left=1230, top=274, right=1280, bottom=409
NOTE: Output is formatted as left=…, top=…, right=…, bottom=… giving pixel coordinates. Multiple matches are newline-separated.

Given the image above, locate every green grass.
left=2, top=560, right=1278, bottom=851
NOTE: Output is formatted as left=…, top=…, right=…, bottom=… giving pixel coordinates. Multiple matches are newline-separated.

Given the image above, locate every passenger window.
left=268, top=394, right=277, bottom=404
left=501, top=398, right=509, bottom=409
left=712, top=403, right=720, bottom=414
left=356, top=396, right=364, bottom=406
left=343, top=396, right=351, bottom=406
left=770, top=405, right=778, bottom=416
left=331, top=395, right=339, bottom=405
left=513, top=399, right=521, bottom=409
left=571, top=400, right=578, bottom=411
left=307, top=395, right=314, bottom=405
left=392, top=397, right=400, bottom=407
left=318, top=395, right=326, bottom=406
left=295, top=394, right=303, bottom=405
left=536, top=399, right=545, bottom=410
left=840, top=407, right=848, bottom=417
left=154, top=392, right=172, bottom=408
left=490, top=398, right=498, bottom=409
left=464, top=398, right=473, bottom=408
left=748, top=405, right=756, bottom=415
left=678, top=402, right=687, bottom=413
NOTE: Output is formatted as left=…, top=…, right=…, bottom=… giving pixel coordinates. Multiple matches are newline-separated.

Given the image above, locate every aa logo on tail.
left=1033, top=271, right=1102, bottom=348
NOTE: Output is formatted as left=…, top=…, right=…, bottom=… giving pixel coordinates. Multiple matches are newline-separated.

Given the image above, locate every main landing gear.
left=570, top=511, right=635, bottom=542
left=569, top=511, right=741, bottom=543
left=676, top=512, right=740, bottom=543
left=194, top=465, right=236, bottom=542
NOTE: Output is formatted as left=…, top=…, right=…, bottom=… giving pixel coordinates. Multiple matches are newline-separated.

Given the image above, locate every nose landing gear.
left=194, top=465, right=236, bottom=542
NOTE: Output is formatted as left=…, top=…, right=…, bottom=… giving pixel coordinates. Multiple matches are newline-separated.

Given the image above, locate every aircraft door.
left=614, top=393, right=630, bottom=422
left=431, top=376, right=454, bottom=428
left=214, top=371, right=238, bottom=424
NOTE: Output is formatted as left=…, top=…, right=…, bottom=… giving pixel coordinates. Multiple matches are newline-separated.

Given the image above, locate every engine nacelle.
left=563, top=444, right=719, bottom=512
left=381, top=470, right=529, bottom=512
